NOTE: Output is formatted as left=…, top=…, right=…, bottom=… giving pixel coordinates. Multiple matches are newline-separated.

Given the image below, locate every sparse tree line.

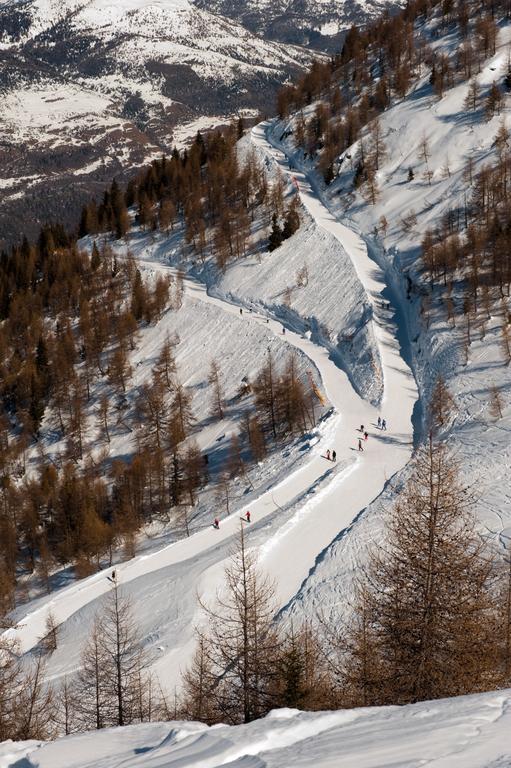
left=277, top=0, right=509, bottom=189
left=276, top=0, right=511, bottom=337
left=0, top=118, right=310, bottom=616
left=0, top=581, right=164, bottom=740
left=78, top=122, right=300, bottom=269
left=178, top=399, right=511, bottom=723
left=3, top=412, right=510, bottom=740
left=420, top=125, right=511, bottom=354
left=179, top=383, right=510, bottom=719
left=0, top=238, right=179, bottom=612
left=0, top=329, right=318, bottom=615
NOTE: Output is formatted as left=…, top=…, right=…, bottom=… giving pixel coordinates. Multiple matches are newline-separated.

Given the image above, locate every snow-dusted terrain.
left=194, top=0, right=403, bottom=49
left=2, top=690, right=510, bottom=767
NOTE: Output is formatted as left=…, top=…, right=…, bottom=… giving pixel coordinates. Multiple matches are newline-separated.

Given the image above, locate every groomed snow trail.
left=8, top=122, right=417, bottom=691
left=251, top=121, right=417, bottom=596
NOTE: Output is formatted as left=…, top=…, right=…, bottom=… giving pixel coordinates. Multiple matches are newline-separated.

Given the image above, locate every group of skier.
left=213, top=509, right=250, bottom=529
left=212, top=415, right=390, bottom=527
left=357, top=417, right=387, bottom=451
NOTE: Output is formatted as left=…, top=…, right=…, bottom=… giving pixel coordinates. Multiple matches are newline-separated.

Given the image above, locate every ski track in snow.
left=5, top=122, right=418, bottom=691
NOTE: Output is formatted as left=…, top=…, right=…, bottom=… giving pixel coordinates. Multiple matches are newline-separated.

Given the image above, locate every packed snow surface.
left=1, top=691, right=510, bottom=767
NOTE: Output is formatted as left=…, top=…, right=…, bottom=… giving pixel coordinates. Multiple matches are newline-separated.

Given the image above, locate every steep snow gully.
left=7, top=121, right=418, bottom=690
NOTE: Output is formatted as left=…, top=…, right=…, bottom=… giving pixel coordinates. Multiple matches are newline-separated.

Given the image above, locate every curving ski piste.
left=6, top=121, right=418, bottom=692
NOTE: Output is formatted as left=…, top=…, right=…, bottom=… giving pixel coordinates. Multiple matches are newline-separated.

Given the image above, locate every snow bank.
left=3, top=691, right=511, bottom=767
left=214, top=206, right=383, bottom=406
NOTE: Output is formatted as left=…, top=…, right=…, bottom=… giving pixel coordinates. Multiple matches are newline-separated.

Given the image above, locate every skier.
left=326, top=449, right=331, bottom=460
left=245, top=510, right=251, bottom=523
left=360, top=424, right=364, bottom=432
left=239, top=307, right=243, bottom=315
left=382, top=418, right=387, bottom=431
left=358, top=439, right=363, bottom=451
left=332, top=450, right=336, bottom=461
left=282, top=326, right=286, bottom=334
left=364, top=431, right=368, bottom=441
left=213, top=517, right=220, bottom=529
left=377, top=416, right=381, bottom=429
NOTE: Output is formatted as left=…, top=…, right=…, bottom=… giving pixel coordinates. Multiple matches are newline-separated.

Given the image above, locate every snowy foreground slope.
left=2, top=690, right=511, bottom=768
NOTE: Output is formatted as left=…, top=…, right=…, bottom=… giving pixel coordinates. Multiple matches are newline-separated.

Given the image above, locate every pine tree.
left=172, top=382, right=194, bottom=441
left=282, top=198, right=300, bottom=240
left=56, top=676, right=75, bottom=735
left=75, top=584, right=150, bottom=729
left=252, top=350, right=278, bottom=439
left=130, top=268, right=147, bottom=321
left=268, top=214, right=283, bottom=252
left=245, top=413, right=266, bottom=462
left=98, top=393, right=110, bottom=443
left=485, top=82, right=503, bottom=121
left=90, top=242, right=101, bottom=271
left=15, top=653, right=56, bottom=740
left=74, top=617, right=110, bottom=730
left=102, top=582, right=147, bottom=726
left=208, top=360, right=224, bottom=420
left=187, top=526, right=281, bottom=724
left=369, top=116, right=386, bottom=170
left=489, top=383, right=503, bottom=420
left=42, top=609, right=59, bottom=653
left=464, top=79, right=480, bottom=112
left=0, top=636, right=23, bottom=740
left=180, top=633, right=217, bottom=724
left=345, top=437, right=496, bottom=705
left=276, top=622, right=326, bottom=710
left=430, top=375, right=455, bottom=433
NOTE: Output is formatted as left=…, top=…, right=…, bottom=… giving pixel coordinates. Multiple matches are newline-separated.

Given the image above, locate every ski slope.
left=2, top=690, right=510, bottom=768
left=6, top=122, right=417, bottom=692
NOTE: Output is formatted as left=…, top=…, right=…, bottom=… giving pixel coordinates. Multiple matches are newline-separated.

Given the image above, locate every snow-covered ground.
left=214, top=203, right=383, bottom=405
left=4, top=121, right=417, bottom=698
left=4, top=13, right=511, bottom=766
left=2, top=690, right=510, bottom=768
left=266, top=21, right=511, bottom=624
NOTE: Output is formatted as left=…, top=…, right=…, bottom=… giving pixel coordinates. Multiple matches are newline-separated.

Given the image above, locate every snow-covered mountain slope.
left=5, top=10, right=511, bottom=764
left=0, top=0, right=318, bottom=247
left=267, top=21, right=511, bottom=625
left=213, top=204, right=382, bottom=405
left=2, top=690, right=510, bottom=768
left=4, top=121, right=416, bottom=698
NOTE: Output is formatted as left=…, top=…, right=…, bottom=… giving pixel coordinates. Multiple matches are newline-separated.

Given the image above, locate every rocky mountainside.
left=0, top=0, right=320, bottom=246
